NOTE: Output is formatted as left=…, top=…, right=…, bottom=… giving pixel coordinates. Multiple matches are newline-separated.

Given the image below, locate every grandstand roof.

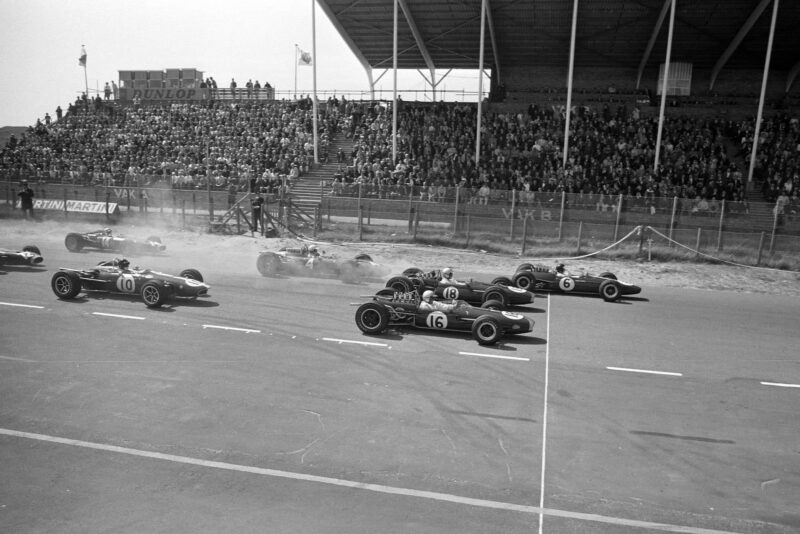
left=318, top=0, right=800, bottom=75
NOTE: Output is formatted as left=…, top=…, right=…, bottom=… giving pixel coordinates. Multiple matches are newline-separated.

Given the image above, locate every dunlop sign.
left=34, top=199, right=119, bottom=213
left=122, top=88, right=209, bottom=101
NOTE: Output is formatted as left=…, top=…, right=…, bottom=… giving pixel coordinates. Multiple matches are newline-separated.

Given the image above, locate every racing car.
left=354, top=290, right=534, bottom=346
left=0, top=245, right=43, bottom=267
left=64, top=228, right=166, bottom=254
left=51, top=258, right=209, bottom=308
left=256, top=244, right=383, bottom=282
left=384, top=268, right=535, bottom=309
left=495, top=262, right=642, bottom=302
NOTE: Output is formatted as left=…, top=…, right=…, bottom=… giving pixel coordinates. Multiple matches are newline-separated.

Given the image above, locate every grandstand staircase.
left=289, top=133, right=351, bottom=216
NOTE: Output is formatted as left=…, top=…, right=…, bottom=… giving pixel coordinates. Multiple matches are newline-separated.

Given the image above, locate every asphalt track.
left=1, top=245, right=798, bottom=533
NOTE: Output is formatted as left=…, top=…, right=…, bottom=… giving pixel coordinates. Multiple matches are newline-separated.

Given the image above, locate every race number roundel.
left=425, top=311, right=448, bottom=329
left=558, top=276, right=575, bottom=292
left=442, top=286, right=459, bottom=299
left=116, top=273, right=136, bottom=293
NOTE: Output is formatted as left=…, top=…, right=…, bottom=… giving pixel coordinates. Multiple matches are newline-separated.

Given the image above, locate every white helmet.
left=422, top=290, right=435, bottom=302
left=308, top=245, right=318, bottom=254
left=442, top=267, right=453, bottom=280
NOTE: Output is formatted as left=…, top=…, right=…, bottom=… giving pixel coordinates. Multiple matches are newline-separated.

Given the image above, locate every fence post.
left=769, top=204, right=778, bottom=255
left=453, top=186, right=460, bottom=234
left=105, top=190, right=111, bottom=220
left=509, top=189, right=516, bottom=239
left=716, top=199, right=725, bottom=252
left=192, top=192, right=196, bottom=215
left=521, top=216, right=528, bottom=255
left=669, top=196, right=677, bottom=247
left=182, top=199, right=186, bottom=229
left=695, top=228, right=702, bottom=259
left=127, top=187, right=131, bottom=212
left=413, top=208, right=420, bottom=241
left=160, top=189, right=164, bottom=214
left=613, top=194, right=623, bottom=242
left=358, top=207, right=363, bottom=241
left=756, top=231, right=765, bottom=266
left=557, top=191, right=565, bottom=242
left=576, top=221, right=583, bottom=255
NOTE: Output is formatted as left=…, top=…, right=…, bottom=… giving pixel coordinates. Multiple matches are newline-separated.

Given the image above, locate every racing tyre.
left=512, top=271, right=536, bottom=291
left=354, top=253, right=373, bottom=262
left=23, top=245, right=41, bottom=255
left=385, top=276, right=415, bottom=293
left=51, top=271, right=82, bottom=300
left=480, top=299, right=504, bottom=311
left=598, top=272, right=617, bottom=280
left=256, top=253, right=281, bottom=276
left=65, top=233, right=83, bottom=252
left=490, top=276, right=513, bottom=286
left=179, top=269, right=204, bottom=282
left=141, top=281, right=170, bottom=308
left=375, top=288, right=396, bottom=298
left=599, top=280, right=621, bottom=302
left=516, top=263, right=534, bottom=272
left=472, top=316, right=503, bottom=346
left=482, top=287, right=508, bottom=307
left=354, top=302, right=390, bottom=335
left=402, top=267, right=424, bottom=277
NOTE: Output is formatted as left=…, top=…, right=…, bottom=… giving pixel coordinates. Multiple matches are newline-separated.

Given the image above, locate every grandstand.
left=1, top=0, right=798, bottom=244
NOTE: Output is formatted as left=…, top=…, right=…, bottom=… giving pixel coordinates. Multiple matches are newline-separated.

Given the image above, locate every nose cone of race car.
left=32, top=255, right=43, bottom=264
left=623, top=283, right=642, bottom=296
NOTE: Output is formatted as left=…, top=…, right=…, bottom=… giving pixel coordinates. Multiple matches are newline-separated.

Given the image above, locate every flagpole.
left=311, top=0, right=319, bottom=164
left=82, top=44, right=88, bottom=97
left=294, top=44, right=298, bottom=100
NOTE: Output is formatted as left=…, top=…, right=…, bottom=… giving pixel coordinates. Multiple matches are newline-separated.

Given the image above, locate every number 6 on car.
left=558, top=276, right=575, bottom=291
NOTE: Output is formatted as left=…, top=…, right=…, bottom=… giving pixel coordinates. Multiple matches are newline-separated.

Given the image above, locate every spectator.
left=230, top=78, right=237, bottom=99
left=104, top=82, right=111, bottom=100
left=17, top=180, right=35, bottom=219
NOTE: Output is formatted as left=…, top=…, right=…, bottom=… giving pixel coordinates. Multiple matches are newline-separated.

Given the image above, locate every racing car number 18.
left=442, top=287, right=459, bottom=299
left=426, top=311, right=448, bottom=329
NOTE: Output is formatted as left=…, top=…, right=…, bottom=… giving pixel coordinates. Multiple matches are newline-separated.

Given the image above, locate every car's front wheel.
left=481, top=299, right=504, bottom=311
left=483, top=287, right=507, bottom=307
left=355, top=302, right=389, bottom=335
left=256, top=253, right=281, bottom=276
left=141, top=281, right=169, bottom=308
left=512, top=271, right=536, bottom=290
left=599, top=280, right=621, bottom=302
left=51, top=271, right=82, bottom=300
left=65, top=233, right=83, bottom=252
left=472, top=316, right=503, bottom=345
left=179, top=269, right=203, bottom=282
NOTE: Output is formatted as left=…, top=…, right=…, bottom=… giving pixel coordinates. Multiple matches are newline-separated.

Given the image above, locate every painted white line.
left=0, top=301, right=45, bottom=309
left=538, top=295, right=551, bottom=534
left=92, top=312, right=146, bottom=320
left=761, top=381, right=800, bottom=388
left=322, top=337, right=388, bottom=348
left=202, top=324, right=261, bottom=334
left=0, top=355, right=37, bottom=363
left=458, top=351, right=529, bottom=362
left=606, top=366, right=683, bottom=377
left=0, top=428, right=741, bottom=534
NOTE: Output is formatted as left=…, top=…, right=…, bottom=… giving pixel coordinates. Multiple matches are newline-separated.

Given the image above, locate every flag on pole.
left=79, top=46, right=87, bottom=67
left=298, top=48, right=312, bottom=66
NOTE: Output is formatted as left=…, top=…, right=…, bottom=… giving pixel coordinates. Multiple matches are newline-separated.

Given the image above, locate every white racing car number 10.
left=116, top=273, right=136, bottom=293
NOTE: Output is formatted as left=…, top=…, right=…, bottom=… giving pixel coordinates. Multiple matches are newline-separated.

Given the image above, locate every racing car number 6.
left=558, top=277, right=575, bottom=291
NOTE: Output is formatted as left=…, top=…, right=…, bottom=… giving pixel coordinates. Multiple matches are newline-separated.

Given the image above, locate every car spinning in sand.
left=496, top=262, right=642, bottom=302
left=51, top=258, right=209, bottom=308
left=354, top=290, right=534, bottom=346
left=256, top=244, right=383, bottom=282
left=0, top=245, right=43, bottom=267
left=384, top=268, right=535, bottom=309
left=64, top=228, right=166, bottom=254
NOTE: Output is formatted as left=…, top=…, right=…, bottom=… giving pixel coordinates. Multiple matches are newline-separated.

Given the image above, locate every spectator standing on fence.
left=17, top=180, right=35, bottom=219
left=104, top=82, right=111, bottom=100
left=230, top=78, right=237, bottom=99
left=251, top=193, right=264, bottom=232
left=246, top=79, right=253, bottom=100
left=254, top=80, right=261, bottom=99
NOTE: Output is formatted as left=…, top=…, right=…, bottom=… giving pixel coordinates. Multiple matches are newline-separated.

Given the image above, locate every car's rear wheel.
left=354, top=253, right=373, bottom=262
left=402, top=267, right=423, bottom=277
left=598, top=272, right=617, bottom=280
left=23, top=245, right=41, bottom=255
left=65, top=233, right=83, bottom=252
left=483, top=287, right=507, bottom=307
left=512, top=271, right=536, bottom=290
left=385, top=276, right=415, bottom=293
left=480, top=299, right=504, bottom=311
left=51, top=271, right=82, bottom=299
left=516, top=263, right=534, bottom=272
left=472, top=316, right=503, bottom=345
left=141, top=281, right=169, bottom=308
left=355, top=302, right=390, bottom=335
left=256, top=253, right=281, bottom=276
left=599, top=280, right=621, bottom=302
left=179, top=268, right=203, bottom=282
left=490, top=276, right=513, bottom=286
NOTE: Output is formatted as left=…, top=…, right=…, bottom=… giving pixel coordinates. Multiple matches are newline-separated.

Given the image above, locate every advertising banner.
left=34, top=199, right=119, bottom=213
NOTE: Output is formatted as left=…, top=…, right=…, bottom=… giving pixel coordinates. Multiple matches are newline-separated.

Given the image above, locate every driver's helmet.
left=422, top=290, right=435, bottom=303
left=118, top=258, right=130, bottom=270
left=555, top=263, right=566, bottom=274
left=104, top=228, right=112, bottom=236
left=442, top=267, right=453, bottom=280
left=308, top=245, right=319, bottom=256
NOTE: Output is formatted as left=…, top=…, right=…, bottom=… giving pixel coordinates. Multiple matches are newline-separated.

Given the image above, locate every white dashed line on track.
left=606, top=366, right=683, bottom=377
left=0, top=355, right=37, bottom=363
left=761, top=381, right=800, bottom=388
left=202, top=324, right=261, bottom=334
left=458, top=351, right=530, bottom=362
left=322, top=337, right=389, bottom=348
left=92, top=312, right=146, bottom=320
left=0, top=301, right=45, bottom=309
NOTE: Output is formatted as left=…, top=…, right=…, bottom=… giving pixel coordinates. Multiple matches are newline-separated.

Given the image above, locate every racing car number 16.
left=442, top=287, right=459, bottom=299
left=116, top=274, right=136, bottom=293
left=426, top=311, right=448, bottom=329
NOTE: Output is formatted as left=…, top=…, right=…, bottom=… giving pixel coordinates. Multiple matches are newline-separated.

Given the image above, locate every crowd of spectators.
left=1, top=92, right=798, bottom=218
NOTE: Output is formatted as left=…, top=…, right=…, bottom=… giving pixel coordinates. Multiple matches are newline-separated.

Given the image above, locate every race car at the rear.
left=0, top=245, right=43, bottom=267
